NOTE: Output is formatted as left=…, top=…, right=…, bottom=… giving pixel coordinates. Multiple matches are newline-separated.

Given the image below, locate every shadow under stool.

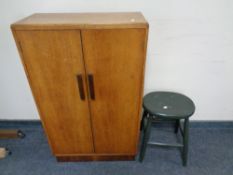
left=139, top=91, right=195, bottom=166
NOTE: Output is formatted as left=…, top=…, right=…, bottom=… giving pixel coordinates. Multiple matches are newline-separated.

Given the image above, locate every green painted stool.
left=139, top=91, right=195, bottom=166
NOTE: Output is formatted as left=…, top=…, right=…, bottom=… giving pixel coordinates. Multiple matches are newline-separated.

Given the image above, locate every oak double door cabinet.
left=11, top=12, right=149, bottom=161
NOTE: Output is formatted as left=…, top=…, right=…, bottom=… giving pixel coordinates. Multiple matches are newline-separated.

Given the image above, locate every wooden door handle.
left=76, top=74, right=85, bottom=100
left=88, top=74, right=95, bottom=100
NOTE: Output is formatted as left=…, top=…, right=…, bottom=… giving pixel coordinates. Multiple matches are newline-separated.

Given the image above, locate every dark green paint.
left=139, top=91, right=195, bottom=166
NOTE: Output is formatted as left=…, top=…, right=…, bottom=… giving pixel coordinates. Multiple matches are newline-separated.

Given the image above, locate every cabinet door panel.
left=82, top=29, right=147, bottom=154
left=16, top=30, right=94, bottom=154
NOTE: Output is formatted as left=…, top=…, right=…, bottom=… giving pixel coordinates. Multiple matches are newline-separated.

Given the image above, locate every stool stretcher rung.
left=148, top=142, right=183, bottom=148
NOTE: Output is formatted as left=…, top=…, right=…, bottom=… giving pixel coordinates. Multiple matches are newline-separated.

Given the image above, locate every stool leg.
left=182, top=118, right=189, bottom=166
left=174, top=119, right=180, bottom=134
left=140, top=110, right=148, bottom=131
left=139, top=115, right=152, bottom=162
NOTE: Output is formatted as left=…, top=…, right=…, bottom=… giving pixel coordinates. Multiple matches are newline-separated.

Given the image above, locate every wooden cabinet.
left=11, top=12, right=148, bottom=161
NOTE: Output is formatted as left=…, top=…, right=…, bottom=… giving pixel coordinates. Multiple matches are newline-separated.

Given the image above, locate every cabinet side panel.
left=82, top=28, right=147, bottom=154
left=14, top=30, right=94, bottom=154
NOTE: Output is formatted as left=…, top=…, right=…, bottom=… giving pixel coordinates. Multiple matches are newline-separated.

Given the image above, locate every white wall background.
left=1, top=0, right=233, bottom=120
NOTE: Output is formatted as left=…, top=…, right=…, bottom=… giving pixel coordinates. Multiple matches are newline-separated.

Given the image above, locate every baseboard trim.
left=0, top=120, right=233, bottom=128
left=0, top=120, right=41, bottom=128
left=152, top=120, right=233, bottom=129
left=188, top=120, right=233, bottom=128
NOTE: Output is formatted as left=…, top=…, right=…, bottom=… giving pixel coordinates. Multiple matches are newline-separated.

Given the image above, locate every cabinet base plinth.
left=56, top=155, right=135, bottom=162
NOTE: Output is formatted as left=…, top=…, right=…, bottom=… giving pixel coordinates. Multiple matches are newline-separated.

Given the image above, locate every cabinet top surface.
left=11, top=12, right=148, bottom=30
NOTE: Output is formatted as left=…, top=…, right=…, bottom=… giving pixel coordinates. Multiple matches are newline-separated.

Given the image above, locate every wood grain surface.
left=11, top=13, right=149, bottom=161
left=11, top=12, right=148, bottom=30
left=81, top=28, right=148, bottom=154
left=14, top=30, right=94, bottom=154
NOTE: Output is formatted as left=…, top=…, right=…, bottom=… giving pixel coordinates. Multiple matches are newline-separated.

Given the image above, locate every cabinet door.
left=82, top=29, right=147, bottom=154
left=15, top=30, right=94, bottom=154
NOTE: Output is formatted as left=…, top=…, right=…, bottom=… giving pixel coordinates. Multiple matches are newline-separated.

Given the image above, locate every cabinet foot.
left=56, top=155, right=135, bottom=162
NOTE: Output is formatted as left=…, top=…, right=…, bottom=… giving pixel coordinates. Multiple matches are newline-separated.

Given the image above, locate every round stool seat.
left=143, top=91, right=195, bottom=119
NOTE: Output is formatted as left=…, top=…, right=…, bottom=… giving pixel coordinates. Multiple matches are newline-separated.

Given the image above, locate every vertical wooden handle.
left=76, top=74, right=85, bottom=100
left=88, top=74, right=95, bottom=100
